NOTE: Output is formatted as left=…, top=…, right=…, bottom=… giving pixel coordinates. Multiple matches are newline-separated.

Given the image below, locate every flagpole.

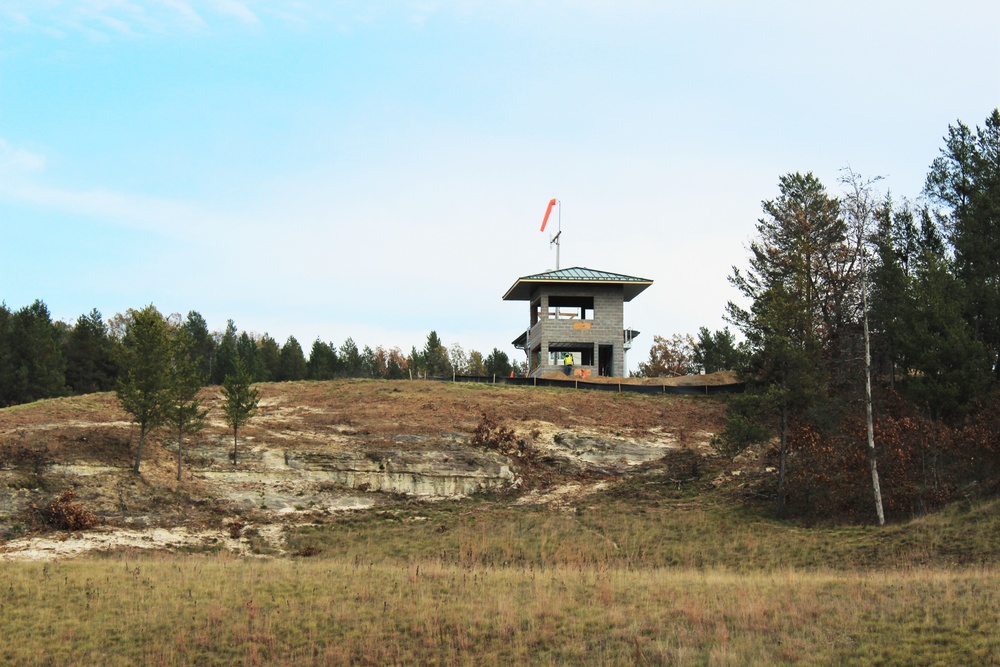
left=556, top=200, right=561, bottom=269
left=540, top=198, right=561, bottom=270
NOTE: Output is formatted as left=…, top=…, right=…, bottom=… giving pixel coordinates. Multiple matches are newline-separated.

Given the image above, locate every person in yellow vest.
left=563, top=352, right=574, bottom=376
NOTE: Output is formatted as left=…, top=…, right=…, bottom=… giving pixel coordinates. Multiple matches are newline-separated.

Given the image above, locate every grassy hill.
left=1, top=380, right=999, bottom=665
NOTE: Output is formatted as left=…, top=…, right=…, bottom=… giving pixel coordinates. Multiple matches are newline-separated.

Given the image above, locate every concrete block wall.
left=526, top=285, right=626, bottom=377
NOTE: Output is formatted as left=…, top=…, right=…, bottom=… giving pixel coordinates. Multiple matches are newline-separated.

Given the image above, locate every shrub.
left=292, top=546, right=322, bottom=557
left=228, top=520, right=245, bottom=539
left=45, top=490, right=100, bottom=531
left=782, top=389, right=1000, bottom=522
left=472, top=412, right=527, bottom=458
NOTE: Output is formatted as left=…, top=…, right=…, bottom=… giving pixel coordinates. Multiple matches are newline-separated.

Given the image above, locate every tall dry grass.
left=3, top=384, right=999, bottom=664
left=2, top=556, right=998, bottom=666
left=282, top=488, right=1000, bottom=572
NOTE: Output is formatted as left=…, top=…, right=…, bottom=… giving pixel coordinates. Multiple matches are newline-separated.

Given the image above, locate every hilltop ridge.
left=1, top=379, right=727, bottom=559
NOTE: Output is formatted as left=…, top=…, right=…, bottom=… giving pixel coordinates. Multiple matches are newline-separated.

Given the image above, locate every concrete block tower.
left=503, top=266, right=652, bottom=378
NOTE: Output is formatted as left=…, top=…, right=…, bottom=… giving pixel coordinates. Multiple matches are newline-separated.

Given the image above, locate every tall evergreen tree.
left=422, top=331, right=452, bottom=377
left=693, top=327, right=743, bottom=373
left=339, top=337, right=362, bottom=378
left=116, top=305, right=173, bottom=474
left=306, top=339, right=337, bottom=380
left=165, top=327, right=208, bottom=481
left=237, top=331, right=265, bottom=382
left=360, top=345, right=380, bottom=378
left=181, top=311, right=215, bottom=384
left=65, top=309, right=118, bottom=394
left=869, top=200, right=921, bottom=387
left=896, top=216, right=992, bottom=420
left=727, top=173, right=847, bottom=515
left=728, top=172, right=856, bottom=378
left=3, top=300, right=67, bottom=405
left=278, top=336, right=307, bottom=381
left=924, top=109, right=1000, bottom=379
left=485, top=348, right=513, bottom=378
left=258, top=334, right=281, bottom=381
left=212, top=320, right=239, bottom=385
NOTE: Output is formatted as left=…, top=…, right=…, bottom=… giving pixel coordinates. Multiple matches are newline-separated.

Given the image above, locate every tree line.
left=732, top=110, right=1000, bottom=523
left=0, top=302, right=522, bottom=408
left=638, top=109, right=1000, bottom=523
left=634, top=328, right=744, bottom=378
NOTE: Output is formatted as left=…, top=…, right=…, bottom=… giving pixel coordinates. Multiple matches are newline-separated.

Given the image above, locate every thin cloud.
left=92, top=13, right=138, bottom=36
left=0, top=139, right=45, bottom=173
left=0, top=0, right=661, bottom=38
left=207, top=0, right=258, bottom=24
left=0, top=175, right=235, bottom=241
left=0, top=0, right=266, bottom=36
left=160, top=0, right=207, bottom=27
left=0, top=5, right=30, bottom=26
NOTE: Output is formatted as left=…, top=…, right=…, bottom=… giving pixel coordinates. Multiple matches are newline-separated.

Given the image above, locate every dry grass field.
left=2, top=380, right=999, bottom=665
left=3, top=557, right=998, bottom=666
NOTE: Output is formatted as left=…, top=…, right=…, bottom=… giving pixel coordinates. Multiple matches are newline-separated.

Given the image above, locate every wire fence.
left=430, top=374, right=744, bottom=395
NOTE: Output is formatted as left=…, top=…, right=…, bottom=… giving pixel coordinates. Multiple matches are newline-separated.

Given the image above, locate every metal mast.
left=550, top=201, right=562, bottom=269
left=540, top=198, right=561, bottom=269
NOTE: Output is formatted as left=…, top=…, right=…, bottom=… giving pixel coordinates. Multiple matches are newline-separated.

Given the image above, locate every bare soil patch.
left=0, top=379, right=728, bottom=560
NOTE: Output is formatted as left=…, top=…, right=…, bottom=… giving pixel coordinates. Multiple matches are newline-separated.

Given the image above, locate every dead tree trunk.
left=862, top=246, right=886, bottom=526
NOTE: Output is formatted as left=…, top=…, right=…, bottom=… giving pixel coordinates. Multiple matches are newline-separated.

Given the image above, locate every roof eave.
left=503, top=278, right=652, bottom=302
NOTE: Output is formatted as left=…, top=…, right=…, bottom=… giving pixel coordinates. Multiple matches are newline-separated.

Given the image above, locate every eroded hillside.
left=1, top=379, right=726, bottom=559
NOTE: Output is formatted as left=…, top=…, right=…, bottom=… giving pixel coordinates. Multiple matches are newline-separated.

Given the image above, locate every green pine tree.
left=277, top=336, right=306, bottom=381
left=258, top=334, right=281, bottom=382
left=485, top=348, right=513, bottom=378
left=726, top=173, right=846, bottom=515
left=4, top=300, right=67, bottom=404
left=339, top=337, right=362, bottom=378
left=422, top=331, right=452, bottom=377
left=924, top=109, right=1000, bottom=380
left=166, top=327, right=208, bottom=481
left=869, top=200, right=920, bottom=388
left=896, top=217, right=993, bottom=420
left=306, top=339, right=337, bottom=380
left=237, top=331, right=266, bottom=382
left=116, top=305, right=174, bottom=474
left=65, top=309, right=118, bottom=394
left=181, top=311, right=215, bottom=385
left=693, top=327, right=743, bottom=373
left=221, top=358, right=260, bottom=466
left=212, top=320, right=239, bottom=385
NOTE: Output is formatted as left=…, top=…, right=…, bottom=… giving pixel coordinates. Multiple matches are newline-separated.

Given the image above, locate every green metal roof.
left=503, top=266, right=653, bottom=302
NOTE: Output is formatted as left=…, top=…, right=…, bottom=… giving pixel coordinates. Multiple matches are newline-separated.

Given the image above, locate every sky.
left=1, top=0, right=998, bottom=372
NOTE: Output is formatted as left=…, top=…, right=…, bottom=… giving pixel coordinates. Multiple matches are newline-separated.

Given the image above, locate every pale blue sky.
left=1, top=1, right=998, bottom=370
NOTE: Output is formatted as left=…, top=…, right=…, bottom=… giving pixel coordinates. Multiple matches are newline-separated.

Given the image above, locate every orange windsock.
left=540, top=198, right=557, bottom=232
